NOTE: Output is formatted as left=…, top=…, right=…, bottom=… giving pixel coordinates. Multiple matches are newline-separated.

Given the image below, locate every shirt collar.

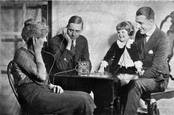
left=72, top=39, right=76, bottom=46
left=117, top=39, right=134, bottom=49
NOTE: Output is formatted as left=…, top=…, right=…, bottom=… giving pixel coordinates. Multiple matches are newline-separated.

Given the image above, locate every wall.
left=52, top=0, right=174, bottom=73
left=52, top=1, right=174, bottom=115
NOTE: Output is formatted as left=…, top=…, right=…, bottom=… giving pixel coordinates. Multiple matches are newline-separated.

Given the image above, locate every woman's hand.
left=49, top=83, right=64, bottom=94
left=32, top=37, right=43, bottom=53
left=32, top=37, right=47, bottom=81
left=98, top=61, right=108, bottom=73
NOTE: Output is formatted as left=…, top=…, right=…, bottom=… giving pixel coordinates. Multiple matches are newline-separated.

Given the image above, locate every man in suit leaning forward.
left=123, top=6, right=170, bottom=115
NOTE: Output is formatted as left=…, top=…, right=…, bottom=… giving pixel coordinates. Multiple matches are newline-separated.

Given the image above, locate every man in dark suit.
left=47, top=15, right=91, bottom=75
left=123, top=7, right=170, bottom=115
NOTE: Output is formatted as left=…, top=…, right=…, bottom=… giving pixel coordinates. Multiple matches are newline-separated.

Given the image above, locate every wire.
left=54, top=65, right=78, bottom=76
left=41, top=49, right=55, bottom=76
left=52, top=65, right=78, bottom=84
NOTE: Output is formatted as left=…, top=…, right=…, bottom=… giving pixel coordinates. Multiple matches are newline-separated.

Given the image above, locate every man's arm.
left=143, top=36, right=170, bottom=78
left=48, top=35, right=74, bottom=73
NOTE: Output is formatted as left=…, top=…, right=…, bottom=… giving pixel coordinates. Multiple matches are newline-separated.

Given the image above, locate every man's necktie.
left=71, top=40, right=75, bottom=55
left=143, top=34, right=147, bottom=45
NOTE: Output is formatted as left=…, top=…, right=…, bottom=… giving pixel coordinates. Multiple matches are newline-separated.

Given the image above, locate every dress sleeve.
left=13, top=48, right=37, bottom=76
left=103, top=42, right=117, bottom=62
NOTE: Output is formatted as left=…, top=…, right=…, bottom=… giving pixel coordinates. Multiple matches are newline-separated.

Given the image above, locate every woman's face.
left=117, top=29, right=130, bottom=42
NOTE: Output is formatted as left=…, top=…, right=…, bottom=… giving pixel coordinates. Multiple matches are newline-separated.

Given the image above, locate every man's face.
left=67, top=23, right=82, bottom=40
left=136, top=15, right=153, bottom=34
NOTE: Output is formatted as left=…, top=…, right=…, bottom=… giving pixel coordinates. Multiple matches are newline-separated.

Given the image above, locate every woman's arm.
left=14, top=47, right=46, bottom=81
left=33, top=37, right=47, bottom=81
left=35, top=50, right=47, bottom=81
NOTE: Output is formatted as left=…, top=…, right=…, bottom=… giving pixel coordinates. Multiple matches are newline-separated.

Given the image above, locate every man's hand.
left=62, top=28, right=72, bottom=50
left=49, top=83, right=64, bottom=94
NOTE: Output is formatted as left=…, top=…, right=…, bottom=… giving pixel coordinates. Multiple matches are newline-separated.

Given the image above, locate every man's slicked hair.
left=136, top=7, right=155, bottom=20
left=67, top=15, right=83, bottom=30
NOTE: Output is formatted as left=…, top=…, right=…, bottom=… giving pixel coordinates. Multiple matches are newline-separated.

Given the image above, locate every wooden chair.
left=144, top=75, right=174, bottom=115
left=7, top=61, right=54, bottom=115
left=7, top=61, right=27, bottom=114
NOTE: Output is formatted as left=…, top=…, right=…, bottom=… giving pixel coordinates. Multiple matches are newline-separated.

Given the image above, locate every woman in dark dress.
left=12, top=19, right=96, bottom=115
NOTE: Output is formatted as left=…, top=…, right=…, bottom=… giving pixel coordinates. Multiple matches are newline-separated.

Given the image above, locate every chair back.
left=7, top=61, right=21, bottom=103
left=41, top=49, right=55, bottom=75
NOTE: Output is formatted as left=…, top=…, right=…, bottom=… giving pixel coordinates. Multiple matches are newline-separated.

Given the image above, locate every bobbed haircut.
left=136, top=6, right=155, bottom=20
left=21, top=18, right=48, bottom=44
left=116, top=21, right=135, bottom=36
left=67, top=15, right=83, bottom=30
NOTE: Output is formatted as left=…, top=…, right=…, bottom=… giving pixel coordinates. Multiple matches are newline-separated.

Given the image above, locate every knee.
left=78, top=92, right=93, bottom=104
left=77, top=92, right=96, bottom=112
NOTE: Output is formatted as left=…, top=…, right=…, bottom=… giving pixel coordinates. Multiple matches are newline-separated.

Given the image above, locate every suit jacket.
left=47, top=34, right=91, bottom=75
left=135, top=27, right=170, bottom=81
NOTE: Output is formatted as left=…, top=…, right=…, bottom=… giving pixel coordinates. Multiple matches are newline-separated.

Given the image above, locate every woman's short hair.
left=136, top=6, right=155, bottom=20
left=116, top=21, right=135, bottom=36
left=21, top=18, right=48, bottom=43
left=67, top=15, right=83, bottom=29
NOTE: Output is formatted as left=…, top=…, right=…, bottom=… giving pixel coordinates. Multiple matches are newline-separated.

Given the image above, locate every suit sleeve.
left=143, top=36, right=170, bottom=78
left=81, top=38, right=92, bottom=71
left=81, top=38, right=90, bottom=61
left=55, top=49, right=74, bottom=71
left=49, top=36, right=74, bottom=72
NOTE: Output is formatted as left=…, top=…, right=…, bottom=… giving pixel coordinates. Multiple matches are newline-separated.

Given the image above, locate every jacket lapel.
left=144, top=27, right=159, bottom=53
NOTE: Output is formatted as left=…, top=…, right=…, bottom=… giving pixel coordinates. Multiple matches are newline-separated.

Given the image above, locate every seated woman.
left=12, top=19, right=96, bottom=115
left=98, top=21, right=145, bottom=113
